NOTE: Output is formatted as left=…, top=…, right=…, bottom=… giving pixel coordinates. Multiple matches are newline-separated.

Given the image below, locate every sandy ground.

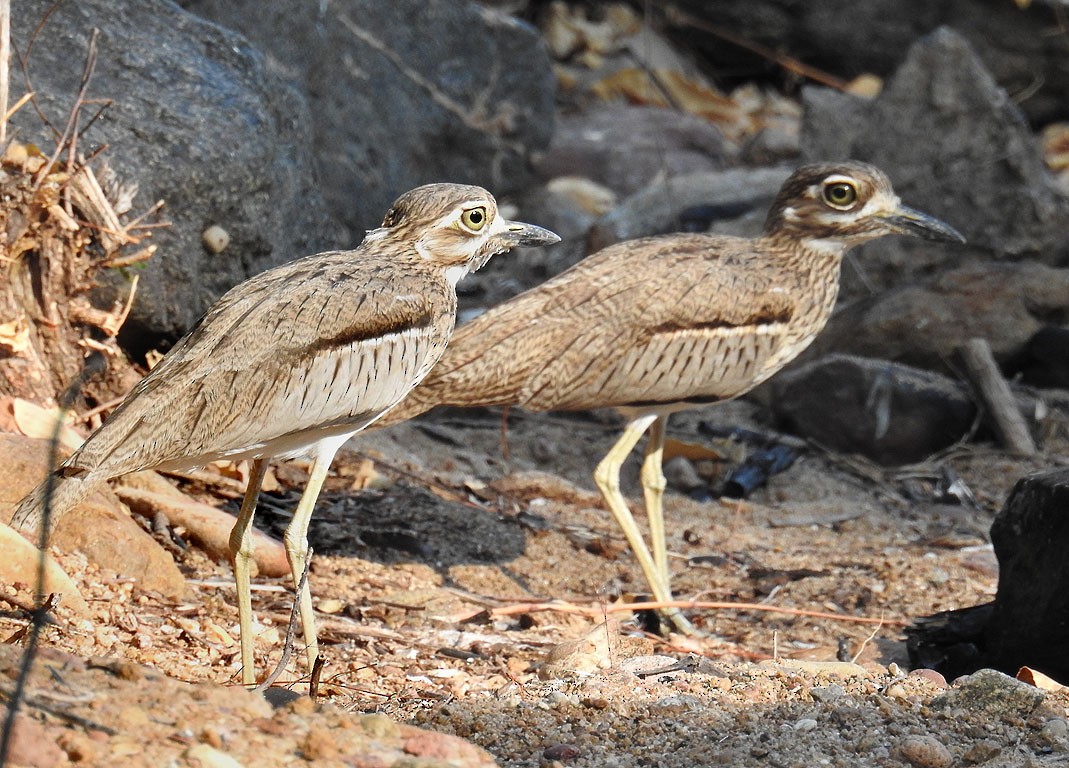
left=4, top=399, right=1069, bottom=766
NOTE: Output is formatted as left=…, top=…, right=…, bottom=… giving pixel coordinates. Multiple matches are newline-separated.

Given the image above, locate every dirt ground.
left=4, top=399, right=1069, bottom=767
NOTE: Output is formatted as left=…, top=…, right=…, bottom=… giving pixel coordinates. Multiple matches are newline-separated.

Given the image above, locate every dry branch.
left=955, top=337, right=1037, bottom=455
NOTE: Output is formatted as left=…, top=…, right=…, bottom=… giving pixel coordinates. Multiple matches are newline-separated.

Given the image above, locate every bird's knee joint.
left=593, top=461, right=620, bottom=494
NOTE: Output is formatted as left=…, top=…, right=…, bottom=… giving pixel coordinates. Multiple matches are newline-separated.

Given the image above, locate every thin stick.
left=487, top=598, right=908, bottom=627
left=254, top=547, right=313, bottom=693
left=0, top=0, right=10, bottom=146
left=851, top=616, right=884, bottom=663
left=662, top=5, right=849, bottom=90
left=955, top=337, right=1037, bottom=455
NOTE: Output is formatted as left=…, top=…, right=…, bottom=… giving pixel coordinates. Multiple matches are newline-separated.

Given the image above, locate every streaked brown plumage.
left=10, top=183, right=559, bottom=684
left=382, top=162, right=965, bottom=633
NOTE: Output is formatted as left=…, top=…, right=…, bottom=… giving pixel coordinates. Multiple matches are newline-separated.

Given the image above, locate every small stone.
left=908, top=668, right=948, bottom=688
left=960, top=739, right=1002, bottom=764
left=317, top=597, right=345, bottom=614
left=1040, top=718, right=1069, bottom=744
left=794, top=718, right=819, bottom=732
left=543, top=743, right=581, bottom=761
left=895, top=735, right=953, bottom=768
left=299, top=726, right=340, bottom=761
left=201, top=224, right=230, bottom=253
left=810, top=684, right=845, bottom=703
left=184, top=743, right=244, bottom=768
left=885, top=683, right=908, bottom=700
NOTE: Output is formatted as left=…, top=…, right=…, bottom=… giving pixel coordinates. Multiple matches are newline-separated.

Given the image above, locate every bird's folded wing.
left=68, top=256, right=451, bottom=476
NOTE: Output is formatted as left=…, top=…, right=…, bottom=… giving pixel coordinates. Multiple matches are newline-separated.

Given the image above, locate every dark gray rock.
left=986, top=469, right=1069, bottom=682
left=665, top=0, right=1069, bottom=126
left=180, top=0, right=556, bottom=238
left=769, top=354, right=975, bottom=465
left=535, top=105, right=732, bottom=196
left=802, top=28, right=1069, bottom=299
left=588, top=166, right=791, bottom=252
left=804, top=262, right=1069, bottom=376
left=9, top=0, right=340, bottom=345
left=1012, top=326, right=1069, bottom=389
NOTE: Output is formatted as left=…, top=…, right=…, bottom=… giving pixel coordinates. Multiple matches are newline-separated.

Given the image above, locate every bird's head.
left=369, top=183, right=560, bottom=285
left=764, top=162, right=965, bottom=252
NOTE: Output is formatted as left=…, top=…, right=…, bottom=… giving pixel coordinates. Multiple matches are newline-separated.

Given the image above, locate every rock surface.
left=587, top=166, right=792, bottom=251
left=535, top=104, right=731, bottom=196
left=986, top=469, right=1069, bottom=682
left=768, top=354, right=976, bottom=465
left=0, top=434, right=185, bottom=599
left=9, top=0, right=340, bottom=346
left=804, top=262, right=1069, bottom=376
left=802, top=28, right=1069, bottom=300
left=665, top=0, right=1069, bottom=126
left=180, top=0, right=556, bottom=237
left=0, top=644, right=498, bottom=767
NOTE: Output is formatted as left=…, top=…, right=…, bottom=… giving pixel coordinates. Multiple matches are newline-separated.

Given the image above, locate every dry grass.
left=0, top=16, right=161, bottom=410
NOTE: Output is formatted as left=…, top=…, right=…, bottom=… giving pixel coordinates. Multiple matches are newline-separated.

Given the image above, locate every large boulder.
left=803, top=262, right=1069, bottom=376
left=769, top=354, right=976, bottom=465
left=802, top=28, right=1069, bottom=300
left=9, top=0, right=341, bottom=346
left=535, top=104, right=731, bottom=196
left=985, top=469, right=1069, bottom=682
left=179, top=0, right=556, bottom=238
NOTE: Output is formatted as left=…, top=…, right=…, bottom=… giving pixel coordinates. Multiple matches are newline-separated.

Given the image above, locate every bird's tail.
left=8, top=471, right=93, bottom=539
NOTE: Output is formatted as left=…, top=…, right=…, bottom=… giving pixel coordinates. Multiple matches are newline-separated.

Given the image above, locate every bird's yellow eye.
left=822, top=181, right=858, bottom=209
left=461, top=206, right=488, bottom=232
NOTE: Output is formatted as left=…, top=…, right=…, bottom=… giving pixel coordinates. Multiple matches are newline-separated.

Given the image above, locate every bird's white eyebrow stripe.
left=423, top=200, right=494, bottom=231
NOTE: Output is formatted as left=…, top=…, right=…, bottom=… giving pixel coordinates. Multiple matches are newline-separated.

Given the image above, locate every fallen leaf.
left=1017, top=666, right=1066, bottom=691
left=11, top=398, right=84, bottom=452
left=662, top=437, right=725, bottom=462
left=592, top=67, right=744, bottom=130
left=0, top=317, right=30, bottom=356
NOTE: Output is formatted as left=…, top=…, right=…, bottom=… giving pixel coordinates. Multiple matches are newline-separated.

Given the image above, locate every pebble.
left=543, top=743, right=581, bottom=761
left=895, top=735, right=953, bottom=768
left=908, top=668, right=948, bottom=688
left=793, top=718, right=819, bottom=732
left=184, top=743, right=244, bottom=768
left=960, top=739, right=1002, bottom=763
left=810, top=684, right=845, bottom=703
left=201, top=224, right=230, bottom=253
left=1040, top=718, right=1069, bottom=745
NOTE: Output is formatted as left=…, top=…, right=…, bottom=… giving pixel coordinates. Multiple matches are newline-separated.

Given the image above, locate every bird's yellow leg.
left=283, top=434, right=350, bottom=677
left=594, top=416, right=694, bottom=634
left=640, top=416, right=669, bottom=595
left=229, top=458, right=270, bottom=687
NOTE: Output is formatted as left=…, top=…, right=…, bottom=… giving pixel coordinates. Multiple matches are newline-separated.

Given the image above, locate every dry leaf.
left=592, top=67, right=744, bottom=129
left=662, top=437, right=725, bottom=462
left=1017, top=666, right=1066, bottom=691
left=546, top=176, right=618, bottom=216
left=844, top=73, right=883, bottom=99
left=212, top=459, right=279, bottom=493
left=1041, top=123, right=1069, bottom=172
left=0, top=317, right=30, bottom=356
left=11, top=398, right=84, bottom=452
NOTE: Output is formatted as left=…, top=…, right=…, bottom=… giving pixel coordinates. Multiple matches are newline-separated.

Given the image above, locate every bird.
left=379, top=162, right=965, bottom=634
left=8, top=183, right=560, bottom=685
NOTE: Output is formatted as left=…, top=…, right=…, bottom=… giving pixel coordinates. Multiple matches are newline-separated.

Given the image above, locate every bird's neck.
left=757, top=232, right=850, bottom=359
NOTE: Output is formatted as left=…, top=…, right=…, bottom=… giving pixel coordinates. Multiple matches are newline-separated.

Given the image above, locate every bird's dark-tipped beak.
left=500, top=220, right=561, bottom=247
left=882, top=205, right=966, bottom=244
